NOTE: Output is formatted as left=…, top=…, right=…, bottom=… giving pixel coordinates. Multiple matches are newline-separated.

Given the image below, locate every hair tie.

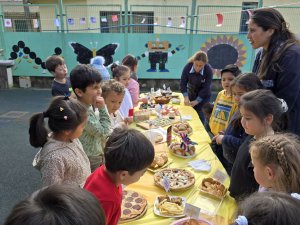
left=43, top=111, right=48, bottom=118
left=277, top=98, right=288, bottom=112
left=235, top=215, right=248, bottom=225
left=291, top=193, right=300, bottom=201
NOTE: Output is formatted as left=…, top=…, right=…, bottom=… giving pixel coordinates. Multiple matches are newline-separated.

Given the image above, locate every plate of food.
left=154, top=168, right=195, bottom=191
left=143, top=130, right=164, bottom=144
left=148, top=153, right=173, bottom=173
left=169, top=142, right=196, bottom=158
left=154, top=195, right=186, bottom=218
left=119, top=190, right=148, bottom=223
left=170, top=217, right=213, bottom=225
left=199, top=178, right=227, bottom=200
left=173, top=122, right=193, bottom=136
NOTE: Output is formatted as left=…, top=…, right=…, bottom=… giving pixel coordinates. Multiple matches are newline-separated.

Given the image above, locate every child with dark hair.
left=112, top=65, right=134, bottom=122
left=29, top=96, right=90, bottom=187
left=122, top=54, right=147, bottom=107
left=232, top=192, right=300, bottom=225
left=70, top=64, right=111, bottom=172
left=4, top=184, right=106, bottom=225
left=101, top=79, right=126, bottom=129
left=84, top=128, right=155, bottom=225
left=45, top=55, right=71, bottom=97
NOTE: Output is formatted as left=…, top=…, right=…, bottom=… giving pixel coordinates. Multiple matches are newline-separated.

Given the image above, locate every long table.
left=127, top=102, right=237, bottom=225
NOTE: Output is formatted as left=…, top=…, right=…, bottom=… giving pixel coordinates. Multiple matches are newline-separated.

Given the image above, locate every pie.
left=200, top=178, right=227, bottom=199
left=120, top=190, right=147, bottom=223
left=154, top=168, right=195, bottom=191
left=181, top=219, right=210, bottom=225
left=173, top=122, right=193, bottom=135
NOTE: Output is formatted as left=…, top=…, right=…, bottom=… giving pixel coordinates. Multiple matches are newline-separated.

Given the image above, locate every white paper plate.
left=153, top=196, right=186, bottom=218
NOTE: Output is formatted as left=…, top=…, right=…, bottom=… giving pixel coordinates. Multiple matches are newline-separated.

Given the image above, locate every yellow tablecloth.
left=126, top=101, right=236, bottom=225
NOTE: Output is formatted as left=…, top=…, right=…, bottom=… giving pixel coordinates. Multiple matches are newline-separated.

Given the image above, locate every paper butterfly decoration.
left=69, top=42, right=119, bottom=66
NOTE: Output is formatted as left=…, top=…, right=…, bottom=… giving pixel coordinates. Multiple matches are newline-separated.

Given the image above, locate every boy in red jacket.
left=84, top=128, right=154, bottom=225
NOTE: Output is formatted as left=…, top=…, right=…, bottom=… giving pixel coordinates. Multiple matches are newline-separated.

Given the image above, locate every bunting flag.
left=167, top=17, right=172, bottom=27
left=246, top=10, right=253, bottom=24
left=180, top=16, right=186, bottom=28
left=79, top=17, right=86, bottom=25
left=54, top=18, right=60, bottom=27
left=216, top=13, right=223, bottom=27
left=90, top=16, right=96, bottom=24
left=101, top=16, right=107, bottom=23
left=141, top=18, right=146, bottom=24
left=32, top=19, right=39, bottom=28
left=111, top=15, right=118, bottom=22
left=67, top=18, right=74, bottom=25
left=4, top=18, right=12, bottom=28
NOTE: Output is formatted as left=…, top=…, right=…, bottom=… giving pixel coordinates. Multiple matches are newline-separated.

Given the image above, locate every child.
left=29, top=96, right=90, bottom=187
left=229, top=89, right=287, bottom=200
left=45, top=55, right=71, bottom=97
left=209, top=64, right=241, bottom=136
left=122, top=54, right=147, bottom=107
left=180, top=51, right=213, bottom=123
left=232, top=192, right=300, bottom=225
left=70, top=64, right=111, bottom=172
left=201, top=102, right=214, bottom=138
left=112, top=65, right=134, bottom=122
left=215, top=73, right=263, bottom=173
left=4, top=184, right=106, bottom=225
left=250, top=133, right=300, bottom=193
left=84, top=128, right=154, bottom=225
left=91, top=56, right=110, bottom=81
left=101, top=79, right=126, bottom=129
left=209, top=64, right=241, bottom=174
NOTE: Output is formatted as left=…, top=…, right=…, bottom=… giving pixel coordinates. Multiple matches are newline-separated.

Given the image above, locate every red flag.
left=216, top=13, right=223, bottom=27
left=111, top=15, right=118, bottom=22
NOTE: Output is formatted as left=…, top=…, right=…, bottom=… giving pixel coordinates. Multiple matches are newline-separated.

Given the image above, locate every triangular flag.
left=54, top=18, right=60, bottom=27
left=111, top=15, right=118, bottom=22
left=79, top=17, right=86, bottom=25
left=67, top=18, right=74, bottom=25
left=4, top=18, right=12, bottom=28
left=167, top=17, right=172, bottom=27
left=180, top=16, right=186, bottom=28
left=32, top=19, right=39, bottom=28
left=216, top=13, right=223, bottom=27
left=90, top=16, right=96, bottom=24
left=101, top=16, right=107, bottom=23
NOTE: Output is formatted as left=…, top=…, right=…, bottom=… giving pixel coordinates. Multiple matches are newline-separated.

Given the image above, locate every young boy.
left=101, top=79, right=126, bottom=129
left=70, top=64, right=111, bottom=172
left=209, top=64, right=241, bottom=136
left=84, top=128, right=154, bottom=225
left=45, top=55, right=71, bottom=97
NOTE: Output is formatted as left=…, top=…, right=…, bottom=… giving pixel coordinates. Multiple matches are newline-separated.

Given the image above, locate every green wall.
left=3, top=32, right=255, bottom=79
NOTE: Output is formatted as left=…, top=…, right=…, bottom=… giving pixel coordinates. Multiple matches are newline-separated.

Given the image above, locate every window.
left=99, top=11, right=154, bottom=33
left=239, top=2, right=258, bottom=33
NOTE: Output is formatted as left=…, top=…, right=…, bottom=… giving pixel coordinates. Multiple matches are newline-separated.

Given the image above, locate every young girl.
left=229, top=89, right=286, bottom=200
left=122, top=54, right=147, bottom=107
left=112, top=65, right=134, bottom=122
left=250, top=133, right=300, bottom=193
left=101, top=79, right=126, bottom=129
left=232, top=192, right=300, bottom=225
left=180, top=51, right=213, bottom=123
left=29, top=96, right=90, bottom=187
left=214, top=73, right=263, bottom=173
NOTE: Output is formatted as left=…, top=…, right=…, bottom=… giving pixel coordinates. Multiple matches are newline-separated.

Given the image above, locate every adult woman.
left=180, top=51, right=213, bottom=123
left=249, top=8, right=300, bottom=136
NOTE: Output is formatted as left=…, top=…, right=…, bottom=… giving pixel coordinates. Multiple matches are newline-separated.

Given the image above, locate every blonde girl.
left=229, top=89, right=287, bottom=200
left=29, top=96, right=90, bottom=187
left=250, top=133, right=300, bottom=193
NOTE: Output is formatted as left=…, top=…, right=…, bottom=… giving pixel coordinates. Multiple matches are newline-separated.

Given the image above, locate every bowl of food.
left=173, top=122, right=193, bottom=136
left=154, top=96, right=171, bottom=104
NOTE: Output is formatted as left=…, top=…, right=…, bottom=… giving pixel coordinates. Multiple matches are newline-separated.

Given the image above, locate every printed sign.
left=162, top=176, right=170, bottom=192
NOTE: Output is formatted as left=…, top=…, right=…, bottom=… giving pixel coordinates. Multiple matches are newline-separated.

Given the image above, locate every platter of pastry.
left=199, top=178, right=227, bottom=199
left=169, top=142, right=196, bottom=158
left=153, top=195, right=186, bottom=218
left=173, top=122, right=193, bottom=136
left=148, top=153, right=173, bottom=173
